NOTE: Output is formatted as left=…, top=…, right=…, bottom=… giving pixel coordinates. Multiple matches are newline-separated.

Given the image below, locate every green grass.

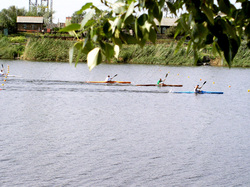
left=1, top=35, right=249, bottom=67
left=0, top=36, right=25, bottom=59
left=116, top=43, right=195, bottom=66
left=23, top=38, right=86, bottom=62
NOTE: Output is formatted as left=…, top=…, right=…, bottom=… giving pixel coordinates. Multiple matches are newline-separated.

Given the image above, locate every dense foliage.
left=0, top=5, right=53, bottom=34
left=0, top=6, right=26, bottom=34
left=23, top=38, right=87, bottom=62
left=0, top=36, right=25, bottom=59
left=61, top=0, right=250, bottom=70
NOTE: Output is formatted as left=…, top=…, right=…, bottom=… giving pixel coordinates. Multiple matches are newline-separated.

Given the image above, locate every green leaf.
left=104, top=42, right=115, bottom=60
left=143, top=20, right=152, bottom=32
left=191, top=23, right=208, bottom=43
left=124, top=2, right=134, bottom=21
left=201, top=4, right=214, bottom=25
left=174, top=36, right=186, bottom=54
left=159, top=0, right=165, bottom=8
left=244, top=23, right=250, bottom=39
left=59, top=23, right=81, bottom=32
left=138, top=14, right=148, bottom=26
left=75, top=50, right=82, bottom=67
left=149, top=27, right=156, bottom=44
left=112, top=37, right=123, bottom=48
left=85, top=20, right=96, bottom=28
left=124, top=14, right=134, bottom=25
left=114, top=45, right=120, bottom=59
left=69, top=46, right=74, bottom=65
left=153, top=5, right=161, bottom=22
left=87, top=47, right=102, bottom=71
left=81, top=9, right=95, bottom=29
left=113, top=1, right=126, bottom=14
left=82, top=38, right=94, bottom=54
left=218, top=0, right=231, bottom=15
left=179, top=16, right=189, bottom=32
left=120, top=32, right=138, bottom=44
left=113, top=17, right=122, bottom=30
left=77, top=3, right=93, bottom=14
left=74, top=41, right=83, bottom=50
left=167, top=2, right=177, bottom=16
left=103, top=20, right=111, bottom=35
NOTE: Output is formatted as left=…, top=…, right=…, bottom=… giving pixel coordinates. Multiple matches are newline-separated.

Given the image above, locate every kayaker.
left=105, top=75, right=112, bottom=81
left=0, top=69, right=4, bottom=76
left=194, top=84, right=202, bottom=93
left=157, top=78, right=163, bottom=85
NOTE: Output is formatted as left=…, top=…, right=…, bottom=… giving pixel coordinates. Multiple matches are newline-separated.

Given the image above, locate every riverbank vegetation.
left=1, top=35, right=250, bottom=67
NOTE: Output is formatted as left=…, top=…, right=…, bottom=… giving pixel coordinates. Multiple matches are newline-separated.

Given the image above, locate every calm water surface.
left=0, top=60, right=250, bottom=186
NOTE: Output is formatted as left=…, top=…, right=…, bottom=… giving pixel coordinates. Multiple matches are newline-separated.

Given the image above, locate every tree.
left=61, top=0, right=250, bottom=70
left=71, top=11, right=86, bottom=24
left=0, top=6, right=26, bottom=34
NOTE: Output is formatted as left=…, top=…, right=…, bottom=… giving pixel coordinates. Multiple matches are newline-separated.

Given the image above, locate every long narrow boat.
left=136, top=84, right=183, bottom=87
left=85, top=81, right=131, bottom=84
left=172, top=91, right=223, bottom=94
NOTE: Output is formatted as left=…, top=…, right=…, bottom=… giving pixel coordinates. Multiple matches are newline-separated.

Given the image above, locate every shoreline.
left=1, top=37, right=249, bottom=68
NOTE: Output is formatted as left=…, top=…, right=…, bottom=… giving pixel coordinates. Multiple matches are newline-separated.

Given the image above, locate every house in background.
left=16, top=16, right=44, bottom=32
left=155, top=17, right=178, bottom=34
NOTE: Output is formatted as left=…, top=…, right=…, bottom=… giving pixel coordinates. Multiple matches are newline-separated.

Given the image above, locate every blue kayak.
left=172, top=91, right=223, bottom=94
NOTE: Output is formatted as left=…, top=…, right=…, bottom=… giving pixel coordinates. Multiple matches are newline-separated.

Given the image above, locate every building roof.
left=155, top=17, right=178, bottom=26
left=17, top=16, right=44, bottom=23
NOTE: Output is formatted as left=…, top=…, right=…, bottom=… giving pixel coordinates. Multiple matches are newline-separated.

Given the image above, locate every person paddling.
left=0, top=69, right=4, bottom=76
left=194, top=81, right=206, bottom=93
left=105, top=75, right=112, bottom=81
left=157, top=73, right=168, bottom=86
left=105, top=74, right=117, bottom=82
left=157, top=78, right=163, bottom=85
left=194, top=84, right=202, bottom=93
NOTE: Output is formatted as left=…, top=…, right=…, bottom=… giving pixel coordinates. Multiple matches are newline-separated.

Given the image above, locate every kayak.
left=172, top=91, right=223, bottom=94
left=136, top=84, right=183, bottom=87
left=0, top=74, right=20, bottom=77
left=86, top=81, right=131, bottom=84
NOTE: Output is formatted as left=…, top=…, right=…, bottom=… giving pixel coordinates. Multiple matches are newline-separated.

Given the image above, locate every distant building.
left=16, top=16, right=44, bottom=32
left=155, top=17, right=178, bottom=34
left=66, top=17, right=72, bottom=22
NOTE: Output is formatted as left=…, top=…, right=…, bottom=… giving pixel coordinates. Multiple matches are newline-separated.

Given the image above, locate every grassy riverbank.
left=1, top=36, right=250, bottom=67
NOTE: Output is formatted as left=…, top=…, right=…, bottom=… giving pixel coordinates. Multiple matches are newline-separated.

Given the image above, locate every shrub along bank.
left=1, top=36, right=249, bottom=67
left=0, top=36, right=25, bottom=59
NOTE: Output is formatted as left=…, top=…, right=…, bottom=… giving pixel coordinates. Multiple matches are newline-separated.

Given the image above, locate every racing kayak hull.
left=136, top=84, right=183, bottom=87
left=172, top=91, right=223, bottom=94
left=86, top=81, right=131, bottom=84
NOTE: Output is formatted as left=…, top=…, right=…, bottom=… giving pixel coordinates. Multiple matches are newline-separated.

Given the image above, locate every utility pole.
left=29, top=0, right=53, bottom=23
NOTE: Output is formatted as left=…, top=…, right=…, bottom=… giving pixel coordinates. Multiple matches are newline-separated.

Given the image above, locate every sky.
left=1, top=0, right=241, bottom=23
left=0, top=0, right=106, bottom=23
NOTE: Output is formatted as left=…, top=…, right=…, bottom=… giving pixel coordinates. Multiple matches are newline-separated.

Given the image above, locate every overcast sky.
left=1, top=0, right=241, bottom=23
left=0, top=0, right=106, bottom=23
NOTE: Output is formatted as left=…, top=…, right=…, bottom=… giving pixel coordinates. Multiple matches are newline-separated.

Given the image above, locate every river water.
left=1, top=60, right=250, bottom=186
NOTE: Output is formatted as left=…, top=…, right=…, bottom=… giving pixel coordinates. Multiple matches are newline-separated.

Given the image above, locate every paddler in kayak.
left=0, top=69, right=5, bottom=76
left=105, top=74, right=118, bottom=82
left=194, top=84, right=202, bottom=93
left=105, top=75, right=112, bottom=82
left=157, top=78, right=163, bottom=85
left=157, top=73, right=168, bottom=86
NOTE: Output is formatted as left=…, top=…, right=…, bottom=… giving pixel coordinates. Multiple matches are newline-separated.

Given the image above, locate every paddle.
left=1, top=64, right=6, bottom=74
left=161, top=73, right=168, bottom=85
left=111, top=74, right=118, bottom=80
left=200, top=81, right=206, bottom=88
